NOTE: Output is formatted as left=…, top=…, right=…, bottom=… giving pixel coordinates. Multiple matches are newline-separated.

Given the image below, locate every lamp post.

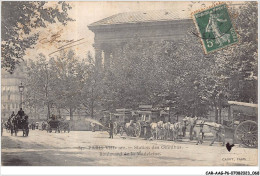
left=18, top=82, right=24, bottom=109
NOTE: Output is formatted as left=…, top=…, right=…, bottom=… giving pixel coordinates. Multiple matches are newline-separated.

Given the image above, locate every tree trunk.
left=70, top=108, right=73, bottom=121
left=47, top=103, right=50, bottom=120
left=91, top=101, right=94, bottom=119
left=214, top=104, right=218, bottom=123
left=218, top=108, right=222, bottom=124
left=35, top=106, right=37, bottom=120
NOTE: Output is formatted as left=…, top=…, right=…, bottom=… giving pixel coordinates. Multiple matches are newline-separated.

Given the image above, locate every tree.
left=25, top=54, right=55, bottom=120
left=49, top=50, right=87, bottom=120
left=80, top=52, right=104, bottom=118
left=2, top=1, right=73, bottom=73
left=25, top=50, right=95, bottom=121
left=215, top=2, right=257, bottom=103
left=104, top=38, right=176, bottom=110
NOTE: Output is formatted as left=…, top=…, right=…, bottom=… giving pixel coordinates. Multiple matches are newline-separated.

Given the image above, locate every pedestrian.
left=91, top=122, right=96, bottom=132
left=109, top=120, right=113, bottom=139
left=51, top=114, right=56, bottom=121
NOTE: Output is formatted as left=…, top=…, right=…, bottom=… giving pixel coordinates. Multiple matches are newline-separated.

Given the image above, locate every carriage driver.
left=17, top=108, right=25, bottom=117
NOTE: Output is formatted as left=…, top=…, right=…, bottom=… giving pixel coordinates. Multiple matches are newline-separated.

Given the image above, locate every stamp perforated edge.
left=191, top=2, right=240, bottom=54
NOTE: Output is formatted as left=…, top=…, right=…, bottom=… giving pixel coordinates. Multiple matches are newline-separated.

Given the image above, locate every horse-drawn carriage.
left=111, top=105, right=170, bottom=139
left=9, top=115, right=29, bottom=137
left=225, top=101, right=258, bottom=148
left=47, top=119, right=60, bottom=133
left=112, top=109, right=134, bottom=136
left=111, top=106, right=160, bottom=138
left=47, top=117, right=70, bottom=133
left=134, top=105, right=161, bottom=139
left=59, top=120, right=70, bottom=133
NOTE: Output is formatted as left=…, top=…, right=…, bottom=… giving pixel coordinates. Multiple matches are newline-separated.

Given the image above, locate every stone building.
left=88, top=9, right=193, bottom=71
left=1, top=65, right=26, bottom=120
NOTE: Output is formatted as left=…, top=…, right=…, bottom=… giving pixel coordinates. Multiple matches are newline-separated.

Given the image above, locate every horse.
left=150, top=122, right=158, bottom=139
left=10, top=114, right=29, bottom=136
left=150, top=121, right=164, bottom=140
left=157, top=121, right=164, bottom=140
left=183, top=116, right=225, bottom=146
left=162, top=122, right=171, bottom=140
left=4, top=121, right=11, bottom=133
left=169, top=122, right=184, bottom=141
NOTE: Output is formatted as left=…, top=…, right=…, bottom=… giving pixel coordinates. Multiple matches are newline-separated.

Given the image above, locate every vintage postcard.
left=1, top=1, right=258, bottom=172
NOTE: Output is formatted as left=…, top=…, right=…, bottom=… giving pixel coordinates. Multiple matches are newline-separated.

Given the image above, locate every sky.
left=24, top=1, right=242, bottom=61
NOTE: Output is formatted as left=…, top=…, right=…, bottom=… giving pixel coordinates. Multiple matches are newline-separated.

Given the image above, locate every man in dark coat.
left=109, top=121, right=113, bottom=139
left=17, top=108, right=25, bottom=117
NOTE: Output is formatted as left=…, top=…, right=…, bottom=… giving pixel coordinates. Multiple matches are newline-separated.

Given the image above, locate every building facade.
left=88, top=10, right=193, bottom=71
left=1, top=65, right=26, bottom=120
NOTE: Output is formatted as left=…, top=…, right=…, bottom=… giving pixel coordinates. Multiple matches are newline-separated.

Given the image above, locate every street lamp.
left=18, top=82, right=24, bottom=109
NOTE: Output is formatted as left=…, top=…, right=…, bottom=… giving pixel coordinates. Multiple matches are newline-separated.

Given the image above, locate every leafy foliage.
left=24, top=2, right=257, bottom=122
left=1, top=1, right=73, bottom=73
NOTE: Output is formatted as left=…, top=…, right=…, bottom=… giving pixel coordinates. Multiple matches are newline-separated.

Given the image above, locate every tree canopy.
left=24, top=2, right=257, bottom=122
left=1, top=1, right=73, bottom=73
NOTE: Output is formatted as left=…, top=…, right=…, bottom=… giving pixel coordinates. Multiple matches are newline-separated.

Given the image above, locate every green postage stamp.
left=193, top=3, right=239, bottom=54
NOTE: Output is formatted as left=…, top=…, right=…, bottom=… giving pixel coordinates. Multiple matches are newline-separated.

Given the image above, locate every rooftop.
left=89, top=9, right=191, bottom=27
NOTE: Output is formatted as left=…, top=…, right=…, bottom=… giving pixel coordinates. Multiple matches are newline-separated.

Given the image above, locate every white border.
left=1, top=166, right=260, bottom=176
left=1, top=0, right=260, bottom=176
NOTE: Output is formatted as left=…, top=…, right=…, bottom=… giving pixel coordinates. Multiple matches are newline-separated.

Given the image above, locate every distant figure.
left=31, top=122, right=36, bottom=130
left=42, top=122, right=47, bottom=131
left=99, top=118, right=103, bottom=131
left=51, top=114, right=56, bottom=121
left=182, top=124, right=186, bottom=137
left=91, top=122, right=96, bottom=132
left=109, top=121, right=113, bottom=139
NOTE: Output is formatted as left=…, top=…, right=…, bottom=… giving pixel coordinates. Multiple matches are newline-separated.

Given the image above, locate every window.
left=8, top=104, right=10, bottom=110
left=8, top=94, right=11, bottom=100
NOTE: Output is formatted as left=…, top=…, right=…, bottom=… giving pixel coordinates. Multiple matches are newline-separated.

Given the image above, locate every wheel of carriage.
left=235, top=120, right=258, bottom=148
left=135, top=122, right=142, bottom=138
left=120, top=126, right=124, bottom=136
left=113, top=122, right=118, bottom=135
